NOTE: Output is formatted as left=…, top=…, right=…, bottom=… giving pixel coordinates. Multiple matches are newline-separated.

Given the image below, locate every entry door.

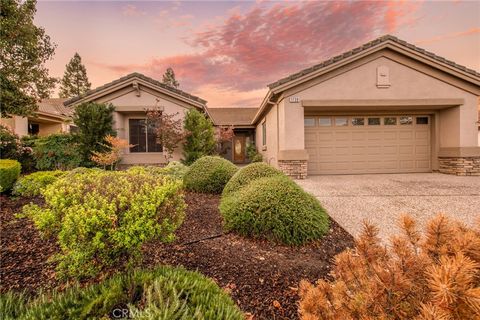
left=233, top=136, right=246, bottom=163
left=305, top=115, right=431, bottom=175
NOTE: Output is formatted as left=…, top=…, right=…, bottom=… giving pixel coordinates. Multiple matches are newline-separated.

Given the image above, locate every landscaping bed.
left=0, top=192, right=354, bottom=319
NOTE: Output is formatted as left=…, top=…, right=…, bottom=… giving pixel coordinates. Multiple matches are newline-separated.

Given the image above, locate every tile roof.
left=208, top=107, right=258, bottom=126
left=268, top=34, right=480, bottom=89
left=64, top=72, right=207, bottom=106
left=37, top=98, right=72, bottom=117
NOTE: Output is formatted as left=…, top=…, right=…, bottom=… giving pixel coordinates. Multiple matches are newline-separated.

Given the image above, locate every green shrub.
left=13, top=170, right=66, bottom=197
left=246, top=144, right=263, bottom=163
left=182, top=109, right=216, bottom=165
left=163, top=161, right=189, bottom=180
left=33, top=133, right=82, bottom=170
left=184, top=156, right=237, bottom=193
left=223, top=162, right=285, bottom=196
left=24, top=170, right=185, bottom=279
left=0, top=266, right=243, bottom=320
left=0, top=159, right=21, bottom=192
left=0, top=124, right=35, bottom=172
left=220, top=176, right=329, bottom=245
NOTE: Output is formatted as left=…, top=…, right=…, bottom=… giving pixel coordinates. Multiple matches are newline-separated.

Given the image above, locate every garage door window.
left=352, top=117, right=365, bottom=126
left=384, top=117, right=397, bottom=125
left=400, top=116, right=413, bottom=125
left=335, top=117, right=348, bottom=126
left=304, top=117, right=315, bottom=127
left=416, top=117, right=429, bottom=125
left=368, top=117, right=381, bottom=125
left=319, top=117, right=332, bottom=126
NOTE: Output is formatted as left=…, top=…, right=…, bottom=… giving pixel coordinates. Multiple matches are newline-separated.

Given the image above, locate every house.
left=251, top=35, right=480, bottom=177
left=1, top=98, right=72, bottom=136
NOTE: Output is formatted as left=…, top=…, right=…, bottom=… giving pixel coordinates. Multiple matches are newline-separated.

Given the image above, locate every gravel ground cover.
left=296, top=173, right=480, bottom=241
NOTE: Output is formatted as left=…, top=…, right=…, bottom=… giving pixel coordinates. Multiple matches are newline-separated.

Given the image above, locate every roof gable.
left=63, top=73, right=207, bottom=108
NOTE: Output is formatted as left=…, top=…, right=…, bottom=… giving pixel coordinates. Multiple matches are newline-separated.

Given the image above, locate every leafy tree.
left=146, top=109, right=187, bottom=163
left=59, top=52, right=91, bottom=98
left=90, top=135, right=132, bottom=170
left=0, top=0, right=57, bottom=117
left=162, top=67, right=180, bottom=88
left=182, top=109, right=216, bottom=165
left=72, top=102, right=115, bottom=165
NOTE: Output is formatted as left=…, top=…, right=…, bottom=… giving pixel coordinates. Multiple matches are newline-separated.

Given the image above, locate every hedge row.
left=0, top=159, right=21, bottom=192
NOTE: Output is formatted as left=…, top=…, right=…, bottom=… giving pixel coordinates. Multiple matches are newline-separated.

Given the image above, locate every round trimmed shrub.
left=0, top=159, right=21, bottom=193
left=183, top=156, right=237, bottom=193
left=223, top=162, right=285, bottom=196
left=0, top=266, right=244, bottom=320
left=13, top=170, right=66, bottom=197
left=220, top=175, right=330, bottom=245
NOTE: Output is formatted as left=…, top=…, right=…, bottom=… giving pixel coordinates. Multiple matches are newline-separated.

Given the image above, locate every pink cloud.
left=121, top=4, right=145, bottom=17
left=100, top=1, right=421, bottom=105
left=415, top=27, right=480, bottom=45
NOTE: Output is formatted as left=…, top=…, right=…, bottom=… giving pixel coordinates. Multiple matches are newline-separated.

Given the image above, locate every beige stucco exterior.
left=0, top=114, right=68, bottom=137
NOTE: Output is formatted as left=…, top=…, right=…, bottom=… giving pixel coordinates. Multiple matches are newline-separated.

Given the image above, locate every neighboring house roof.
left=37, top=98, right=72, bottom=119
left=208, top=107, right=258, bottom=126
left=63, top=72, right=207, bottom=107
left=253, top=34, right=480, bottom=124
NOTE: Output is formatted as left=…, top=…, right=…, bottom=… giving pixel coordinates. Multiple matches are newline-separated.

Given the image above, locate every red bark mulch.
left=0, top=192, right=354, bottom=320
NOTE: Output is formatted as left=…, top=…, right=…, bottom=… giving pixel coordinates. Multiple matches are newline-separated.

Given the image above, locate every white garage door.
left=305, top=115, right=431, bottom=175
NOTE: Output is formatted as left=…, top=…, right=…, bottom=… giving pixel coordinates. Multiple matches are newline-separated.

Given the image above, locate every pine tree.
left=182, top=109, right=216, bottom=165
left=162, top=67, right=180, bottom=88
left=59, top=53, right=91, bottom=98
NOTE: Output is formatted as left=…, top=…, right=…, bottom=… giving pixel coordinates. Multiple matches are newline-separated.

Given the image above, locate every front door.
left=233, top=135, right=246, bottom=163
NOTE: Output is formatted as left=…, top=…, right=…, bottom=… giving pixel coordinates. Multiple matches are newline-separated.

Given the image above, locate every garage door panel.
left=306, top=115, right=431, bottom=174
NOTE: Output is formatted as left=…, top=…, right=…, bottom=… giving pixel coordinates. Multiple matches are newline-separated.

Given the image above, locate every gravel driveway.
left=296, top=173, right=480, bottom=242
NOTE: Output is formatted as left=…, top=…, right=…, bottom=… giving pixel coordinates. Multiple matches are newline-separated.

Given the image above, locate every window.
left=262, top=121, right=266, bottom=146
left=319, top=117, right=332, bottom=126
left=384, top=117, right=397, bottom=125
left=368, top=117, right=381, bottom=125
left=351, top=117, right=365, bottom=126
left=304, top=117, right=315, bottom=127
left=28, top=123, right=39, bottom=135
left=400, top=116, right=413, bottom=125
left=335, top=117, right=348, bottom=126
left=129, top=119, right=162, bottom=153
left=416, top=116, right=429, bottom=125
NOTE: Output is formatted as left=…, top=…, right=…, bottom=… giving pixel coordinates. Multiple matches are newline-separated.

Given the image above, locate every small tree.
left=162, top=67, right=180, bottom=88
left=146, top=108, right=187, bottom=163
left=182, top=109, right=216, bottom=165
left=73, top=102, right=115, bottom=165
left=215, top=125, right=234, bottom=156
left=91, top=135, right=132, bottom=170
left=59, top=52, right=91, bottom=98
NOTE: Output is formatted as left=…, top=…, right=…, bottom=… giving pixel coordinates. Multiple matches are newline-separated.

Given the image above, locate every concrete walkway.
left=296, top=173, right=480, bottom=242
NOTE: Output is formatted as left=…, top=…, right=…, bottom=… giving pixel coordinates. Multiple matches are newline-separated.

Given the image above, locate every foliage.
left=90, top=135, right=132, bottom=170
left=220, top=175, right=329, bottom=245
left=298, top=214, right=480, bottom=320
left=215, top=125, right=235, bottom=156
left=162, top=67, right=180, bottom=88
left=0, top=266, right=244, bottom=320
left=12, top=170, right=66, bottom=197
left=59, top=52, right=91, bottom=98
left=246, top=143, right=263, bottom=162
left=23, top=170, right=185, bottom=279
left=146, top=109, right=187, bottom=163
left=0, top=124, right=35, bottom=172
left=182, top=109, right=216, bottom=165
left=162, top=161, right=189, bottom=180
left=0, top=159, right=21, bottom=192
left=0, top=0, right=57, bottom=117
left=184, top=156, right=237, bottom=194
left=223, top=162, right=285, bottom=196
left=73, top=102, right=115, bottom=165
left=33, top=133, right=82, bottom=170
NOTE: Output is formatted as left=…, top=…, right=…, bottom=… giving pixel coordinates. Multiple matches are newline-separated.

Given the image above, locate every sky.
left=36, top=0, right=480, bottom=108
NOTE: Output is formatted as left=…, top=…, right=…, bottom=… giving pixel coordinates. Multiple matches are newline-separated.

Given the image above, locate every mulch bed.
left=0, top=192, right=354, bottom=319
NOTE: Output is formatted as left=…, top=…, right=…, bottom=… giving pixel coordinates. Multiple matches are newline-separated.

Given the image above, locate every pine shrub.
left=182, top=109, right=216, bottom=165
left=222, top=162, right=285, bottom=196
left=184, top=156, right=237, bottom=193
left=13, top=170, right=66, bottom=197
left=0, top=266, right=244, bottom=320
left=220, top=175, right=329, bottom=245
left=0, top=159, right=21, bottom=192
left=298, top=214, right=480, bottom=320
left=23, top=170, right=185, bottom=279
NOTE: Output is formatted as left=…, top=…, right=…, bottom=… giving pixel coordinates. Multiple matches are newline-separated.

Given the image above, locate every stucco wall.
left=256, top=103, right=279, bottom=166
left=0, top=116, right=28, bottom=136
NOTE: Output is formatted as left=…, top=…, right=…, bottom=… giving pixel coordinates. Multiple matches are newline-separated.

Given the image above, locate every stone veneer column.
left=438, top=157, right=480, bottom=176
left=277, top=150, right=309, bottom=179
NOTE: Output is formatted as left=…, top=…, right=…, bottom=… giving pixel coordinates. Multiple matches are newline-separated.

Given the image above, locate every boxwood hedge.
left=220, top=175, right=329, bottom=245
left=0, top=266, right=243, bottom=320
left=0, top=159, right=21, bottom=193
left=13, top=170, right=66, bottom=197
left=183, top=156, right=237, bottom=193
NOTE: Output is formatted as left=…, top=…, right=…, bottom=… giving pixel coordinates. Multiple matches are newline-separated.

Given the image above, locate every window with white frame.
left=129, top=119, right=162, bottom=153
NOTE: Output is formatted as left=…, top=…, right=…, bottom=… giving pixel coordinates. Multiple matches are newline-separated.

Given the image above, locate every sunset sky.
left=36, top=0, right=480, bottom=108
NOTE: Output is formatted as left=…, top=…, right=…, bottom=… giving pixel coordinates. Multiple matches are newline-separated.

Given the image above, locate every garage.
left=305, top=115, right=431, bottom=175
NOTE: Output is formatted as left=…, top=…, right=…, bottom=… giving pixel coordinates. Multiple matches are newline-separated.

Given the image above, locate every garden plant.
left=183, top=156, right=237, bottom=193
left=13, top=170, right=66, bottom=197
left=0, top=159, right=21, bottom=192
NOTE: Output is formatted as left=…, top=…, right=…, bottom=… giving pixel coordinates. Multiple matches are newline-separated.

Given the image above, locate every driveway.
left=296, top=173, right=480, bottom=242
